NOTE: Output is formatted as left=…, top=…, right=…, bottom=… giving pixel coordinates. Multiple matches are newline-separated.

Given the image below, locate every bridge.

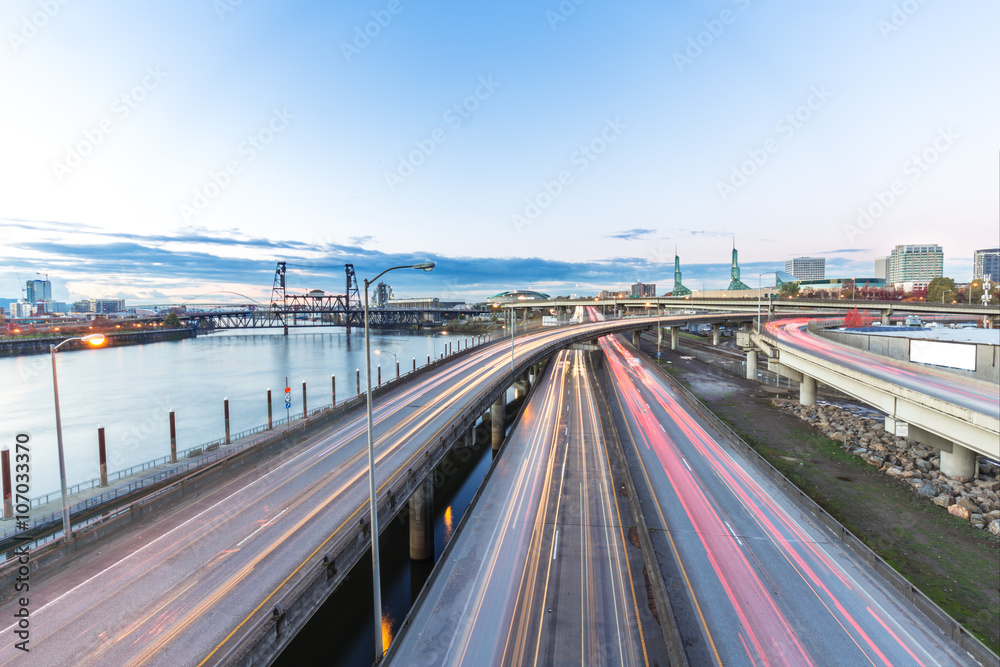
left=1, top=307, right=996, bottom=665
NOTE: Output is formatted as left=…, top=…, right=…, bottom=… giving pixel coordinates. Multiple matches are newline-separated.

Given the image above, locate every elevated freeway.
left=757, top=319, right=1000, bottom=477
left=0, top=313, right=736, bottom=666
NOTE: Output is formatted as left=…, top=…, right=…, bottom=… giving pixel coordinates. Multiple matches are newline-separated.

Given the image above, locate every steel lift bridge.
left=183, top=262, right=472, bottom=334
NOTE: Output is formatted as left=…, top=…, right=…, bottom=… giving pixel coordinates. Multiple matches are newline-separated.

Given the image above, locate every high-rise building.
left=90, top=298, right=125, bottom=314
left=672, top=254, right=691, bottom=297
left=630, top=281, right=655, bottom=298
left=8, top=301, right=32, bottom=318
left=887, top=244, right=943, bottom=289
left=25, top=279, right=51, bottom=303
left=727, top=248, right=751, bottom=290
left=973, top=248, right=999, bottom=281
left=784, top=257, right=825, bottom=280
left=874, top=256, right=889, bottom=281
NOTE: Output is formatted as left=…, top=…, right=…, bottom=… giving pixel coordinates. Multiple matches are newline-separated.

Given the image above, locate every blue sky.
left=1, top=0, right=998, bottom=303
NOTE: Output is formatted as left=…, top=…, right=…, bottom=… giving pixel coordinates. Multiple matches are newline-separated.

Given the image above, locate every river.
left=1, top=327, right=480, bottom=499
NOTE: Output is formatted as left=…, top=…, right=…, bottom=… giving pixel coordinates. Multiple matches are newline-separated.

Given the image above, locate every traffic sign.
left=285, top=401, right=292, bottom=409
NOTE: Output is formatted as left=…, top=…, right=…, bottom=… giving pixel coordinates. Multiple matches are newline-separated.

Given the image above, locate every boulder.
left=948, top=504, right=971, bottom=520
left=956, top=498, right=980, bottom=513
left=932, top=495, right=954, bottom=508
left=886, top=467, right=904, bottom=478
left=989, top=520, right=1000, bottom=536
left=917, top=483, right=938, bottom=498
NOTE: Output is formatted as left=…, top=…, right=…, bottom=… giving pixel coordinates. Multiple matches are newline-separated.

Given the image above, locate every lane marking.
left=724, top=520, right=743, bottom=547
left=236, top=509, right=288, bottom=547
left=682, top=457, right=692, bottom=471
left=552, top=530, right=559, bottom=560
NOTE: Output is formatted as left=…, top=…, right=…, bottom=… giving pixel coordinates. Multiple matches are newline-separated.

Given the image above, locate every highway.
left=0, top=315, right=687, bottom=666
left=766, top=318, right=1000, bottom=418
left=386, top=349, right=660, bottom=666
left=600, top=332, right=978, bottom=666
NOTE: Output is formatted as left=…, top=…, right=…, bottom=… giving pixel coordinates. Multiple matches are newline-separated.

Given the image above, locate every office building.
left=887, top=244, right=943, bottom=290
left=784, top=257, right=825, bottom=280
left=25, top=279, right=51, bottom=303
left=973, top=248, right=999, bottom=281
left=90, top=299, right=125, bottom=314
left=371, top=281, right=394, bottom=308
left=630, top=281, right=655, bottom=298
left=874, top=256, right=889, bottom=281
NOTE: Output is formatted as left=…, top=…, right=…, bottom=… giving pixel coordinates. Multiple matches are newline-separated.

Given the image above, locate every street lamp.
left=374, top=349, right=397, bottom=380
left=51, top=333, right=106, bottom=542
left=757, top=272, right=776, bottom=333
left=942, top=289, right=952, bottom=304
left=362, top=260, right=434, bottom=662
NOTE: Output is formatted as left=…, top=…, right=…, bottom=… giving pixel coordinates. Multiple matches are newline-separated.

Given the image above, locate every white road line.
left=724, top=520, right=743, bottom=546
left=552, top=530, right=560, bottom=560
left=682, top=457, right=692, bottom=471
left=236, top=509, right=288, bottom=547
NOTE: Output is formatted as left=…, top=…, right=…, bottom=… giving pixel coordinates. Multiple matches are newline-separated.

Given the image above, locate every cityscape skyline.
left=2, top=0, right=998, bottom=302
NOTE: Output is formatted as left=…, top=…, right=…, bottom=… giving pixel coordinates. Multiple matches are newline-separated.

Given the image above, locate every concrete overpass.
left=751, top=319, right=1000, bottom=478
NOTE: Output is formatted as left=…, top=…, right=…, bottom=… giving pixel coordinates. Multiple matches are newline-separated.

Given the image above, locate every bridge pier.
left=632, top=330, right=641, bottom=348
left=491, top=395, right=505, bottom=451
left=881, top=310, right=891, bottom=326
left=712, top=324, right=721, bottom=346
left=409, top=476, right=434, bottom=561
left=941, top=444, right=978, bottom=479
left=799, top=375, right=816, bottom=407
left=670, top=326, right=678, bottom=351
left=746, top=350, right=757, bottom=380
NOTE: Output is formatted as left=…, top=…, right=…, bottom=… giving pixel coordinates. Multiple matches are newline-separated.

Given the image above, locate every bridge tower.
left=344, top=264, right=361, bottom=334
left=271, top=261, right=289, bottom=335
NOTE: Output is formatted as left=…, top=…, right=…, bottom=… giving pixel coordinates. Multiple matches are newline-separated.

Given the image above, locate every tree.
left=844, top=306, right=865, bottom=328
left=163, top=312, right=181, bottom=328
left=926, top=277, right=956, bottom=303
left=778, top=281, right=800, bottom=298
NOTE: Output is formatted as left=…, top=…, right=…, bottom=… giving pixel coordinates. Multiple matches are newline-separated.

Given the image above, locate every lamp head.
left=82, top=333, right=106, bottom=346
left=411, top=261, right=435, bottom=272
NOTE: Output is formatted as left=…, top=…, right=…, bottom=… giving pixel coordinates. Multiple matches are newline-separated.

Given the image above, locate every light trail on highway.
left=600, top=331, right=979, bottom=666
left=0, top=315, right=694, bottom=666
left=386, top=349, right=658, bottom=666
left=766, top=318, right=1000, bottom=418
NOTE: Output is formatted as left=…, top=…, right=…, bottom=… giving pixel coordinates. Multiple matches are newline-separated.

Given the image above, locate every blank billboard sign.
left=909, top=339, right=977, bottom=371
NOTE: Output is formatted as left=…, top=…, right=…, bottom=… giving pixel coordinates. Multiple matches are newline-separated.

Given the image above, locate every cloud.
left=606, top=228, right=656, bottom=240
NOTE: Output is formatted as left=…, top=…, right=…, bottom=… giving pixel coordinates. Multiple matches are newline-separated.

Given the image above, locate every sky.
left=1, top=0, right=998, bottom=304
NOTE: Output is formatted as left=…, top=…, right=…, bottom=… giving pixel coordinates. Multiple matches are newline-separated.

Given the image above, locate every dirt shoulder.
left=656, top=347, right=1000, bottom=653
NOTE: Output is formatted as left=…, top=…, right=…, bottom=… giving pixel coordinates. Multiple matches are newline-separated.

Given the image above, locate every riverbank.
left=657, top=350, right=1000, bottom=653
left=0, top=327, right=195, bottom=357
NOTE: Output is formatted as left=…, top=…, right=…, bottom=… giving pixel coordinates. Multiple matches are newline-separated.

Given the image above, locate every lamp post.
left=51, top=333, right=106, bottom=542
left=362, top=260, right=434, bottom=662
left=942, top=289, right=952, bottom=304
left=374, top=349, right=397, bottom=380
left=757, top=272, right=776, bottom=333
left=432, top=331, right=448, bottom=359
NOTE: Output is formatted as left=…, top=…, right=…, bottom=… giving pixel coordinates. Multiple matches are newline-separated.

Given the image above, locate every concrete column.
left=396, top=360, right=400, bottom=379
left=712, top=324, right=721, bottom=346
left=746, top=350, right=757, bottom=380
left=671, top=327, right=678, bottom=351
left=522, top=309, right=528, bottom=326
left=632, top=330, right=641, bottom=348
left=491, top=395, right=505, bottom=451
left=377, top=365, right=381, bottom=387
left=169, top=411, right=177, bottom=462
left=799, top=375, right=816, bottom=407
left=941, top=443, right=977, bottom=479
left=409, top=476, right=434, bottom=561
left=98, top=426, right=108, bottom=487
left=413, top=357, right=416, bottom=371
left=881, top=310, right=890, bottom=325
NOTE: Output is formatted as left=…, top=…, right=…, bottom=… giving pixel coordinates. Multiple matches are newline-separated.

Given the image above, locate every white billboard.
left=542, top=316, right=558, bottom=326
left=909, top=339, right=977, bottom=371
